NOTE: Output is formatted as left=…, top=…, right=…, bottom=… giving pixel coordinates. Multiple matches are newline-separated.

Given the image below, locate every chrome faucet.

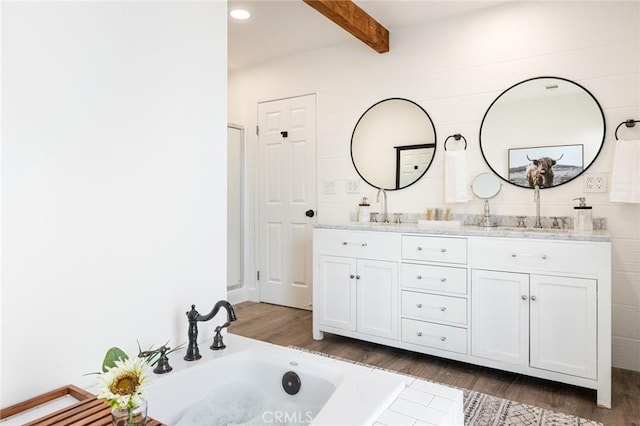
left=377, top=188, right=388, bottom=223
left=184, top=300, right=237, bottom=361
left=533, top=185, right=543, bottom=228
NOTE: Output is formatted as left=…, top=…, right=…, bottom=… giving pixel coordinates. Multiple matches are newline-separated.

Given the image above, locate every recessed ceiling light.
left=230, top=9, right=251, bottom=20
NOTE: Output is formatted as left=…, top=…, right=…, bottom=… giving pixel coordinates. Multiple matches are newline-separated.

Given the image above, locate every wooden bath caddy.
left=0, top=385, right=166, bottom=425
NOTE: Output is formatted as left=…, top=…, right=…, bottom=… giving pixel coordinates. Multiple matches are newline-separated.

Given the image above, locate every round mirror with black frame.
left=479, top=76, right=605, bottom=189
left=351, top=98, right=437, bottom=190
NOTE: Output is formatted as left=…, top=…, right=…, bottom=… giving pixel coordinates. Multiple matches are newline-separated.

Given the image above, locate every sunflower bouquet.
left=97, top=347, right=150, bottom=425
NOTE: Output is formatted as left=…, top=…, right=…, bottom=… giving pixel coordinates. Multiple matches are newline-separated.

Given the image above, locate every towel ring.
left=444, top=134, right=467, bottom=151
left=614, top=119, right=639, bottom=140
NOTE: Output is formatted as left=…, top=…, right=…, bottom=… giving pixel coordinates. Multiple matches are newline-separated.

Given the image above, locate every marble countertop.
left=315, top=222, right=611, bottom=242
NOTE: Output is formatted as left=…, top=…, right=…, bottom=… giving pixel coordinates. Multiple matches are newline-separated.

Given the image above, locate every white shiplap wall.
left=229, top=1, right=640, bottom=371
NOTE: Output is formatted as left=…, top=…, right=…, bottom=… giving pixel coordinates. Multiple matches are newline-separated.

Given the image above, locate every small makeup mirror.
left=471, top=173, right=502, bottom=227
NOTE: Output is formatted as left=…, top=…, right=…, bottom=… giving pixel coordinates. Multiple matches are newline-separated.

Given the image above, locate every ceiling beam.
left=303, top=0, right=389, bottom=53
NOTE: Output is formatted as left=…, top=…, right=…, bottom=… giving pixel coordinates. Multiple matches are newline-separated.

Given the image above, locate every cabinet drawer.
left=402, top=235, right=467, bottom=264
left=314, top=229, right=400, bottom=261
left=401, top=263, right=467, bottom=294
left=402, top=291, right=467, bottom=326
left=470, top=238, right=597, bottom=275
left=401, top=318, right=467, bottom=354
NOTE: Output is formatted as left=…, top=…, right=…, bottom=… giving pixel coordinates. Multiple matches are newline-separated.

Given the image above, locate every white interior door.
left=258, top=94, right=316, bottom=309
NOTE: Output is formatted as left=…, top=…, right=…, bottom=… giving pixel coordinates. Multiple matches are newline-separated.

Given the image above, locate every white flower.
left=97, top=356, right=150, bottom=409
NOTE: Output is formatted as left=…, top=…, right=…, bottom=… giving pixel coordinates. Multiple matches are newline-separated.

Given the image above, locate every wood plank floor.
left=229, top=302, right=639, bottom=426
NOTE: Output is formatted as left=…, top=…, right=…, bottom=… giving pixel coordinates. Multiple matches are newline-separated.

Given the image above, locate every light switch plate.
left=323, top=180, right=336, bottom=194
left=346, top=180, right=360, bottom=194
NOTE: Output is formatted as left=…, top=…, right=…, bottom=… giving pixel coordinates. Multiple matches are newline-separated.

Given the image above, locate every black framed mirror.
left=479, top=76, right=606, bottom=189
left=351, top=98, right=437, bottom=190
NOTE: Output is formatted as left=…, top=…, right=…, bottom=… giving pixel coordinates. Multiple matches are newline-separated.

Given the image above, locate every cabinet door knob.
left=522, top=295, right=528, bottom=300
left=440, top=306, right=447, bottom=312
left=531, top=295, right=537, bottom=301
left=416, top=303, right=423, bottom=308
left=416, top=331, right=423, bottom=337
left=356, top=275, right=361, bottom=280
left=541, top=255, right=548, bottom=260
left=416, top=275, right=422, bottom=280
left=350, top=274, right=355, bottom=279
left=417, top=246, right=423, bottom=251
left=342, top=242, right=348, bottom=245
left=440, top=278, right=447, bottom=283
left=441, top=336, right=447, bottom=342
left=361, top=243, right=368, bottom=247
left=441, top=248, right=447, bottom=253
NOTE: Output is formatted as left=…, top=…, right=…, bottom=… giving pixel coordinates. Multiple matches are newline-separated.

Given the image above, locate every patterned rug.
left=289, top=346, right=602, bottom=426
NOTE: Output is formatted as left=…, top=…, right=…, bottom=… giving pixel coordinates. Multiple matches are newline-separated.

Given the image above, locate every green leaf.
left=102, top=347, right=128, bottom=372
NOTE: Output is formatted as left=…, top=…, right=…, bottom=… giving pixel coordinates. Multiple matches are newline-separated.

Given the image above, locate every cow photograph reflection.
left=508, top=144, right=584, bottom=188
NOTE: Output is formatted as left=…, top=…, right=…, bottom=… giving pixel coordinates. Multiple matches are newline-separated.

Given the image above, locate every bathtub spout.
left=184, top=301, right=237, bottom=361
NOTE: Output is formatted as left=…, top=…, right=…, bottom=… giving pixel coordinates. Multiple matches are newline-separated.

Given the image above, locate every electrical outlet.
left=346, top=180, right=360, bottom=194
left=323, top=180, right=336, bottom=194
left=584, top=174, right=607, bottom=193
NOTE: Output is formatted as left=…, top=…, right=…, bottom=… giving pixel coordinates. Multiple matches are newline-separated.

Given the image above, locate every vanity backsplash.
left=349, top=212, right=607, bottom=231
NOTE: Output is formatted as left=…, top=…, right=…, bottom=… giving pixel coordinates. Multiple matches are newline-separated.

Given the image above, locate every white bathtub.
left=144, top=334, right=463, bottom=425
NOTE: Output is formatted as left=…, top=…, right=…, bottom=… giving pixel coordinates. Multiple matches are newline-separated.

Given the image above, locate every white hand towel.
left=444, top=150, right=471, bottom=203
left=610, top=139, right=640, bottom=204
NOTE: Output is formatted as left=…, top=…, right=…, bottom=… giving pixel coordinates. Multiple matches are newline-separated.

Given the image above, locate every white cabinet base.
left=313, top=227, right=611, bottom=408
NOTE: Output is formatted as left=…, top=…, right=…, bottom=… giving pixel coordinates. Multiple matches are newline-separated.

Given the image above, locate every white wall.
left=229, top=1, right=640, bottom=371
left=1, top=2, right=228, bottom=406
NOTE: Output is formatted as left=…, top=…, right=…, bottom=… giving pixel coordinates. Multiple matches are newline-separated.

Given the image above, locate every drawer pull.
left=417, top=275, right=422, bottom=280
left=417, top=246, right=448, bottom=253
left=440, top=277, right=447, bottom=283
left=512, top=252, right=544, bottom=259
left=416, top=331, right=447, bottom=342
left=341, top=241, right=368, bottom=247
left=416, top=304, right=448, bottom=311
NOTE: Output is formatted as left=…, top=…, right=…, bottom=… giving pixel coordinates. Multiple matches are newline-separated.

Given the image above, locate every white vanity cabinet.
left=471, top=270, right=597, bottom=379
left=312, top=225, right=611, bottom=408
left=469, top=236, right=610, bottom=407
left=314, top=229, right=400, bottom=341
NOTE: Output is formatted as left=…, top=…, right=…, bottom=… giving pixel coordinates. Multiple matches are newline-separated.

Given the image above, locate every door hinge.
left=256, top=125, right=259, bottom=136
left=257, top=270, right=260, bottom=281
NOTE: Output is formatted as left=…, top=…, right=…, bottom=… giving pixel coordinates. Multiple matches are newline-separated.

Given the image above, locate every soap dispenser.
left=573, top=197, right=593, bottom=231
left=358, top=197, right=371, bottom=223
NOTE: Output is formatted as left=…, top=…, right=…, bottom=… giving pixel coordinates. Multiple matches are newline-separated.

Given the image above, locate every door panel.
left=471, top=269, right=529, bottom=366
left=356, top=259, right=399, bottom=340
left=530, top=275, right=597, bottom=379
left=318, top=255, right=356, bottom=330
left=258, top=94, right=316, bottom=309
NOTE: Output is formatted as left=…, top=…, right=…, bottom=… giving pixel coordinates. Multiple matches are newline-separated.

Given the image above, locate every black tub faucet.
left=184, top=300, right=238, bottom=361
